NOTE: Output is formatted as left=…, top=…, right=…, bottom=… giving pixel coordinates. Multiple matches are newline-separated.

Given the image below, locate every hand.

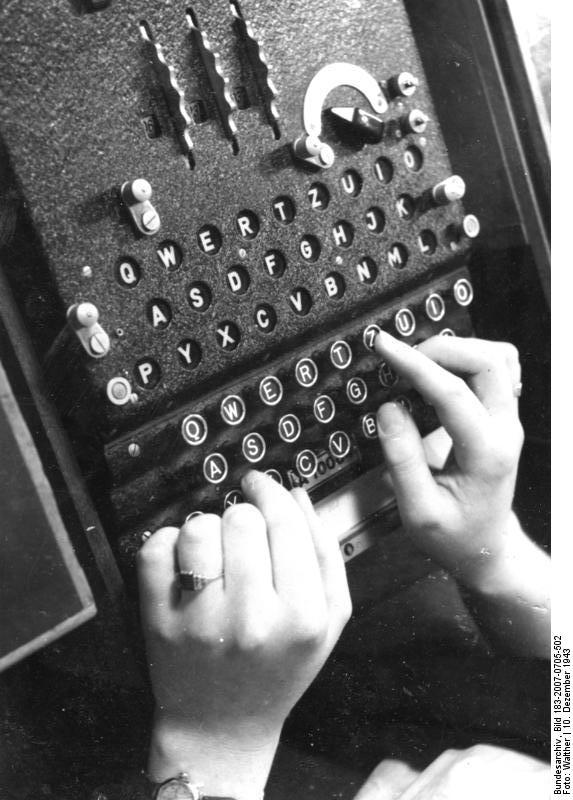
left=353, top=758, right=420, bottom=800
left=137, top=469, right=351, bottom=799
left=354, top=746, right=548, bottom=799
left=373, top=333, right=550, bottom=657
left=374, top=332, right=523, bottom=589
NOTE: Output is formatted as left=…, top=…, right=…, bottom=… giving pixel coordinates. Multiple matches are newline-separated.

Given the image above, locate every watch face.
left=156, top=778, right=196, bottom=800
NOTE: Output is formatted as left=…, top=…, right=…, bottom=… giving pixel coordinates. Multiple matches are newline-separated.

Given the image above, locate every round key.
left=346, top=377, right=368, bottom=405
left=242, top=432, right=266, bottom=463
left=378, top=361, right=399, bottom=388
left=328, top=430, right=351, bottom=459
left=313, top=394, right=336, bottom=424
left=330, top=339, right=352, bottom=369
left=453, top=277, right=474, bottom=306
left=363, top=324, right=381, bottom=350
left=224, top=489, right=244, bottom=508
left=259, top=376, right=283, bottom=406
left=394, top=308, right=416, bottom=337
left=203, top=453, right=228, bottom=484
left=265, top=468, right=284, bottom=485
left=277, top=414, right=302, bottom=444
left=425, top=292, right=446, bottom=322
left=295, top=449, right=318, bottom=479
left=220, top=394, right=246, bottom=426
left=295, top=357, right=318, bottom=388
left=182, top=413, right=208, bottom=446
left=361, top=412, right=377, bottom=439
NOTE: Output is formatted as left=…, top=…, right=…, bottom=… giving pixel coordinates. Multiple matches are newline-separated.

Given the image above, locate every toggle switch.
left=431, top=175, right=466, bottom=205
left=402, top=109, right=429, bottom=134
left=329, top=107, right=384, bottom=143
left=388, top=71, right=419, bottom=98
left=292, top=134, right=335, bottom=169
left=69, top=302, right=99, bottom=328
left=67, top=302, right=110, bottom=359
left=456, top=213, right=480, bottom=239
left=446, top=214, right=480, bottom=249
left=121, top=179, right=161, bottom=236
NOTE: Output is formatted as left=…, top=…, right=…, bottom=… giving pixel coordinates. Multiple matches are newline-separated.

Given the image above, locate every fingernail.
left=377, top=402, right=407, bottom=437
left=184, top=511, right=204, bottom=523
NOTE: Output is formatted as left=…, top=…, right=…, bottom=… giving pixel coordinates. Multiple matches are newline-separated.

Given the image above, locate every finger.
left=354, top=759, right=420, bottom=800
left=291, top=488, right=352, bottom=627
left=375, top=331, right=491, bottom=467
left=176, top=513, right=224, bottom=602
left=377, top=401, right=444, bottom=529
left=240, top=470, right=323, bottom=601
left=137, top=526, right=180, bottom=629
left=220, top=502, right=274, bottom=604
left=417, top=336, right=520, bottom=417
left=396, top=750, right=460, bottom=800
left=504, top=340, right=522, bottom=410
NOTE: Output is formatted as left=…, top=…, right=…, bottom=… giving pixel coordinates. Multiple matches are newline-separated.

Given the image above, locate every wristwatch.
left=151, top=772, right=236, bottom=800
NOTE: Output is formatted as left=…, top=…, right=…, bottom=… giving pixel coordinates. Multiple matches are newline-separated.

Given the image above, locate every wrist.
left=148, top=711, right=281, bottom=800
left=459, top=511, right=547, bottom=598
left=456, top=511, right=551, bottom=658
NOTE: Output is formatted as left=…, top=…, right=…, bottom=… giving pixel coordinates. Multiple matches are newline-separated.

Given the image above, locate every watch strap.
left=90, top=771, right=240, bottom=800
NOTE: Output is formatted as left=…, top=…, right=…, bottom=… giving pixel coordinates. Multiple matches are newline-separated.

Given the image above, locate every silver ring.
left=513, top=381, right=523, bottom=398
left=178, top=571, right=224, bottom=591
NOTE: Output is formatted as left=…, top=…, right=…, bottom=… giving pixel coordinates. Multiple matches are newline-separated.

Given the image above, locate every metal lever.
left=293, top=63, right=388, bottom=168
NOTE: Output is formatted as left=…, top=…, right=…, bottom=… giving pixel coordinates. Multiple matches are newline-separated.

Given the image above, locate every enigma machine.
left=0, top=0, right=550, bottom=789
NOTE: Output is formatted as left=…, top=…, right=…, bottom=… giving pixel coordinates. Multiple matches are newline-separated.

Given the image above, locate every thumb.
left=354, top=758, right=420, bottom=800
left=376, top=402, right=441, bottom=528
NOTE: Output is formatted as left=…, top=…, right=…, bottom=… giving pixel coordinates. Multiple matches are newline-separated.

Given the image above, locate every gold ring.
left=178, top=571, right=224, bottom=591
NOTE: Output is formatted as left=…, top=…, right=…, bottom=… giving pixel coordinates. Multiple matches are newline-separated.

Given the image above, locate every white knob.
left=432, top=176, right=466, bottom=204
left=74, top=302, right=99, bottom=327
left=127, top=178, right=152, bottom=204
